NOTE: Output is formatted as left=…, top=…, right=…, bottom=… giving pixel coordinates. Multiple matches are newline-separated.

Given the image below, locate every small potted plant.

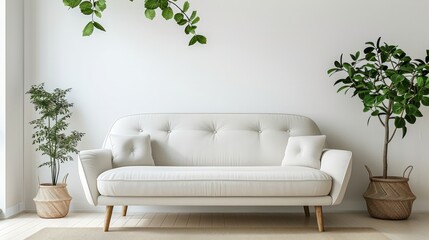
left=328, top=38, right=429, bottom=219
left=27, top=83, right=85, bottom=218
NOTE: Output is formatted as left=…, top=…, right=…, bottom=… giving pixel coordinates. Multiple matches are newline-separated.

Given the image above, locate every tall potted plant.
left=328, top=38, right=429, bottom=219
left=27, top=83, right=85, bottom=218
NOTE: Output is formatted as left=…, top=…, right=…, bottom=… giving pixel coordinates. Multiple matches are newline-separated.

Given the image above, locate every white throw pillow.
left=110, top=134, right=155, bottom=168
left=281, top=135, right=326, bottom=169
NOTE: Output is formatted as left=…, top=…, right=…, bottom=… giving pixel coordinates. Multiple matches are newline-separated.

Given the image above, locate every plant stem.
left=91, top=0, right=95, bottom=22
left=383, top=100, right=393, bottom=178
left=167, top=0, right=196, bottom=36
left=56, top=159, right=60, bottom=185
left=48, top=118, right=55, bottom=185
left=54, top=114, right=59, bottom=185
left=168, top=1, right=191, bottom=22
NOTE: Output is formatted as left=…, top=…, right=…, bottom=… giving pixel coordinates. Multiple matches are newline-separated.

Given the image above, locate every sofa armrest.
left=78, top=149, right=113, bottom=206
left=320, top=149, right=352, bottom=205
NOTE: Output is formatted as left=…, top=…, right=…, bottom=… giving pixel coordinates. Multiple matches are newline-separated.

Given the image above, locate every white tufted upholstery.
left=104, top=113, right=322, bottom=167
left=79, top=113, right=352, bottom=232
left=78, top=113, right=352, bottom=210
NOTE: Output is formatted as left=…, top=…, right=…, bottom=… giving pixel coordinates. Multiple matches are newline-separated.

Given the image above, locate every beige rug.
left=26, top=227, right=389, bottom=240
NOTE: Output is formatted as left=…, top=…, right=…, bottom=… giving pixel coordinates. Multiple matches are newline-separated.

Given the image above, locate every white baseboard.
left=0, top=202, right=25, bottom=219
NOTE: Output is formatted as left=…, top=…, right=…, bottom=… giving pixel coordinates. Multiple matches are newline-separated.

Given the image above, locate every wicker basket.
left=34, top=183, right=72, bottom=218
left=363, top=166, right=416, bottom=220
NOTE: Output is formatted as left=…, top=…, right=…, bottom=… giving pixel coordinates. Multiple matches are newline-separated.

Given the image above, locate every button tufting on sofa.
left=80, top=113, right=353, bottom=233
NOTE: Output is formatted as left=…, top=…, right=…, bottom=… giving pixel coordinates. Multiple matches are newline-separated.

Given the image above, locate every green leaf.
left=334, top=61, right=341, bottom=68
left=363, top=95, right=375, bottom=105
left=145, top=0, right=159, bottom=9
left=80, top=1, right=92, bottom=10
left=93, top=22, right=106, bottom=31
left=94, top=10, right=102, bottom=18
left=80, top=8, right=93, bottom=15
left=364, top=47, right=374, bottom=54
left=422, top=97, right=429, bottom=106
left=145, top=9, right=156, bottom=20
left=385, top=69, right=396, bottom=77
left=162, top=7, right=174, bottom=20
left=391, top=74, right=405, bottom=83
left=191, top=16, right=200, bottom=24
left=365, top=41, right=375, bottom=47
left=376, top=37, right=381, bottom=49
left=63, top=0, right=82, bottom=8
left=189, top=35, right=197, bottom=46
left=327, top=68, right=337, bottom=75
left=184, top=26, right=197, bottom=35
left=334, top=79, right=344, bottom=85
left=178, top=19, right=187, bottom=25
left=414, top=109, right=423, bottom=117
left=371, top=110, right=380, bottom=116
left=174, top=13, right=184, bottom=22
left=82, top=22, right=94, bottom=36
left=375, top=95, right=385, bottom=105
left=190, top=11, right=197, bottom=20
left=405, top=104, right=419, bottom=116
left=380, top=52, right=389, bottom=63
left=80, top=1, right=93, bottom=15
left=183, top=1, right=190, bottom=12
left=405, top=115, right=416, bottom=124
left=185, top=25, right=192, bottom=34
left=416, top=77, right=426, bottom=87
left=337, top=85, right=349, bottom=93
left=402, top=126, right=407, bottom=138
left=159, top=0, right=169, bottom=9
left=195, top=35, right=206, bottom=44
left=95, top=0, right=106, bottom=11
left=392, top=103, right=403, bottom=114
left=365, top=53, right=376, bottom=61
left=394, top=117, right=406, bottom=128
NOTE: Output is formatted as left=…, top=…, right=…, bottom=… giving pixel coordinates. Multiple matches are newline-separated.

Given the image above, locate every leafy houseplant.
left=62, top=0, right=207, bottom=46
left=328, top=38, right=429, bottom=219
left=27, top=83, right=85, bottom=218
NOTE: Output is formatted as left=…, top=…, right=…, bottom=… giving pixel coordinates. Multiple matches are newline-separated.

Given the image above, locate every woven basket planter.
left=34, top=183, right=72, bottom=218
left=363, top=166, right=416, bottom=220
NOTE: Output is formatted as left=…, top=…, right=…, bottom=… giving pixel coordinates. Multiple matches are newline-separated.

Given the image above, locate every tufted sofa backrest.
left=104, top=113, right=322, bottom=166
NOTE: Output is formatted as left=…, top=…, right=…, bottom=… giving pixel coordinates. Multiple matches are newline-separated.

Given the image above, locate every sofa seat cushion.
left=97, top=166, right=332, bottom=197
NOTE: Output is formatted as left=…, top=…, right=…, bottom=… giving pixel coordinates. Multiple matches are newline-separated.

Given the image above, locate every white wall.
left=0, top=0, right=24, bottom=218
left=0, top=0, right=6, bottom=216
left=24, top=0, right=429, bottom=212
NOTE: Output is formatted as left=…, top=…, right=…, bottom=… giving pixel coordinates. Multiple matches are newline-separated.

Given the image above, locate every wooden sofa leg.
left=303, top=206, right=310, bottom=217
left=315, top=206, right=324, bottom=232
left=122, top=205, right=128, bottom=217
left=104, top=206, right=114, bottom=232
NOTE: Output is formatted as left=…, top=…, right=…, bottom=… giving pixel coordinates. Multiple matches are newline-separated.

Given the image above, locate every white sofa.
left=78, top=113, right=352, bottom=232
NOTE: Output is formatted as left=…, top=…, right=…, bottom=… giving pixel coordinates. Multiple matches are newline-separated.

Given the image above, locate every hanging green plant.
left=62, top=0, right=206, bottom=46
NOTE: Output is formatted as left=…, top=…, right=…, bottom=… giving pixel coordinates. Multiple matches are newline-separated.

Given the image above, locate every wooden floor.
left=0, top=211, right=428, bottom=240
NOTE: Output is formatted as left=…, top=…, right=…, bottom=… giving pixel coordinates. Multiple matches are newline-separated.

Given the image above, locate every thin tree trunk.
left=383, top=100, right=393, bottom=179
